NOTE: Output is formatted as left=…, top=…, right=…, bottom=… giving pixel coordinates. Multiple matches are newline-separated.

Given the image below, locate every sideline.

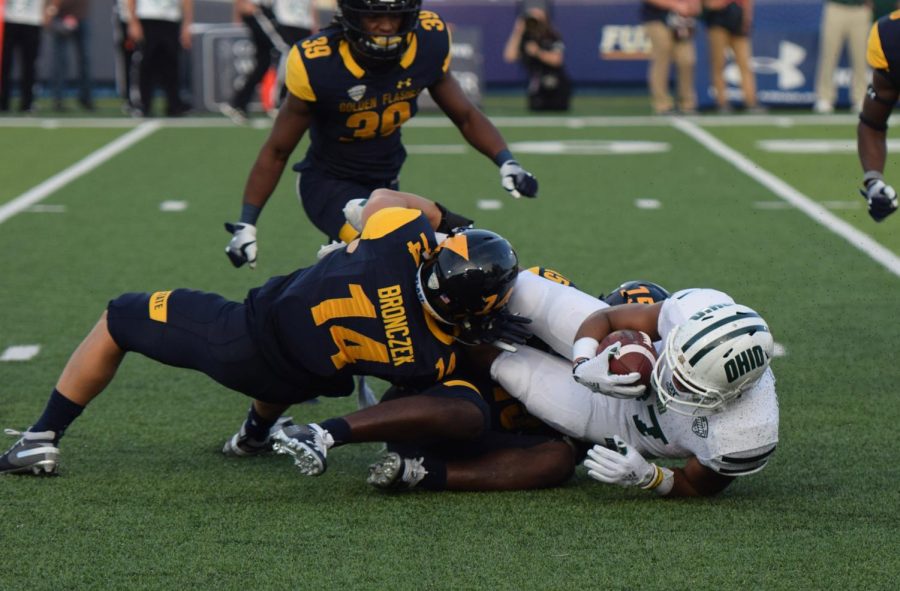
left=671, top=117, right=900, bottom=278
left=0, top=121, right=161, bottom=224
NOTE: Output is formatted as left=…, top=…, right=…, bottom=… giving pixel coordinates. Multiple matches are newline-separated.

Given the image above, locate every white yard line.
left=671, top=117, right=900, bottom=278
left=0, top=121, right=161, bottom=224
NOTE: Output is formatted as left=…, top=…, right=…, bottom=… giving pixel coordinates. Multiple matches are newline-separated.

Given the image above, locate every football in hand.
left=599, top=330, right=658, bottom=388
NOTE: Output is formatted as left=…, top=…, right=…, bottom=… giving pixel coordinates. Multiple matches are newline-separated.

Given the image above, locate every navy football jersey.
left=246, top=207, right=460, bottom=387
left=868, top=10, right=900, bottom=88
left=285, top=10, right=451, bottom=181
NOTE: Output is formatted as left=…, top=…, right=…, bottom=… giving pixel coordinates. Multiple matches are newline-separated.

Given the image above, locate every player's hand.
left=584, top=435, right=655, bottom=488
left=455, top=311, right=532, bottom=351
left=499, top=160, right=539, bottom=198
left=572, top=342, right=645, bottom=398
left=342, top=198, right=368, bottom=232
left=224, top=222, right=257, bottom=268
left=860, top=178, right=898, bottom=222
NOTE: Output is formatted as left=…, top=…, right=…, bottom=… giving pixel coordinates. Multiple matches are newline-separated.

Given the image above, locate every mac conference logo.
left=725, top=41, right=806, bottom=90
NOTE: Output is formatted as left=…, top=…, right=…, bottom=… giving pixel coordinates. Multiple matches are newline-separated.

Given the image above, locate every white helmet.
left=651, top=303, right=773, bottom=415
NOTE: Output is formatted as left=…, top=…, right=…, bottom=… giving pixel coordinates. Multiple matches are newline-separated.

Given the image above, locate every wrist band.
left=640, top=465, right=675, bottom=496
left=572, top=337, right=599, bottom=362
left=864, top=170, right=885, bottom=186
left=494, top=149, right=514, bottom=166
left=240, top=203, right=261, bottom=225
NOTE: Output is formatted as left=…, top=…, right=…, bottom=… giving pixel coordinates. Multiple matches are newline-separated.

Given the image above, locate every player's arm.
left=342, top=190, right=474, bottom=240
left=570, top=302, right=663, bottom=398
left=584, top=439, right=734, bottom=498
left=224, top=94, right=313, bottom=268
left=428, top=73, right=538, bottom=198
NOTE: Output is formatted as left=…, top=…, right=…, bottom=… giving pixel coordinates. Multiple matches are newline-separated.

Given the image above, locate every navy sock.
left=244, top=405, right=277, bottom=441
left=31, top=389, right=85, bottom=443
left=320, top=418, right=351, bottom=446
left=419, top=458, right=448, bottom=491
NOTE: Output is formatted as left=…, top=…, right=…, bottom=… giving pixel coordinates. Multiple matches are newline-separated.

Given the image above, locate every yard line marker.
left=0, top=121, right=161, bottom=225
left=1, top=345, right=41, bottom=361
left=672, top=117, right=900, bottom=278
left=160, top=200, right=188, bottom=212
left=477, top=199, right=503, bottom=210
left=635, top=199, right=661, bottom=209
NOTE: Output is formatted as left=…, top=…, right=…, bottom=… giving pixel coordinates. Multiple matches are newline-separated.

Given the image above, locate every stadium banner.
left=427, top=0, right=860, bottom=108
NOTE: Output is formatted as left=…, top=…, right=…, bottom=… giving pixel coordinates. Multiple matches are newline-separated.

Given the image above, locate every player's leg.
left=296, top=167, right=398, bottom=242
left=673, top=36, right=697, bottom=113
left=368, top=434, right=576, bottom=492
left=0, top=311, right=124, bottom=475
left=272, top=383, right=490, bottom=476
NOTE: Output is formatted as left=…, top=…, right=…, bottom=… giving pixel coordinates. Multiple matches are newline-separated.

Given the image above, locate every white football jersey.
left=493, top=287, right=779, bottom=476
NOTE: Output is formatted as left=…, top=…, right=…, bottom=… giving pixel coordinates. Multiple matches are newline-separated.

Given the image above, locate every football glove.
left=499, top=160, right=539, bottom=199
left=342, top=198, right=368, bottom=233
left=584, top=435, right=656, bottom=488
left=860, top=178, right=898, bottom=222
left=572, top=342, right=645, bottom=399
left=224, top=222, right=257, bottom=269
left=455, top=311, right=533, bottom=351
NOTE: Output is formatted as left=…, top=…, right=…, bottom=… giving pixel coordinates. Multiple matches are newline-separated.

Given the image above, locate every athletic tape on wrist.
left=572, top=337, right=600, bottom=363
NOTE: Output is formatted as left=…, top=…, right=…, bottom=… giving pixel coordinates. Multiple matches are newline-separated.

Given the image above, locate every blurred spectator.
left=503, top=5, right=571, bottom=111
left=1, top=0, right=44, bottom=113
left=813, top=0, right=873, bottom=114
left=46, top=0, right=94, bottom=112
left=219, top=0, right=281, bottom=124
left=127, top=0, right=193, bottom=116
left=641, top=0, right=701, bottom=115
left=702, top=0, right=764, bottom=113
left=270, top=0, right=318, bottom=107
left=113, top=0, right=138, bottom=113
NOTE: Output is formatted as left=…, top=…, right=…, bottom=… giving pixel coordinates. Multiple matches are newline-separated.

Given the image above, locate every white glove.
left=224, top=222, right=257, bottom=269
left=572, top=342, right=645, bottom=398
left=342, top=198, right=368, bottom=232
left=584, top=435, right=656, bottom=488
left=499, top=160, right=538, bottom=198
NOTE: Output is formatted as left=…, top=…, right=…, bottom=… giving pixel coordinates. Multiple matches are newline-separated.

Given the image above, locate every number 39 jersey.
left=245, top=208, right=460, bottom=387
left=492, top=287, right=779, bottom=476
left=285, top=11, right=451, bottom=181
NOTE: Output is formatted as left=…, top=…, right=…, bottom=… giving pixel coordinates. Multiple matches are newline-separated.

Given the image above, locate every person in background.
left=813, top=0, right=873, bottom=114
left=1, top=0, right=44, bottom=113
left=46, top=0, right=94, bottom=112
left=112, top=0, right=138, bottom=114
left=126, top=0, right=193, bottom=117
left=269, top=0, right=317, bottom=109
left=640, top=0, right=701, bottom=115
left=502, top=5, right=571, bottom=111
left=857, top=8, right=900, bottom=222
left=219, top=0, right=280, bottom=124
left=702, top=0, right=764, bottom=113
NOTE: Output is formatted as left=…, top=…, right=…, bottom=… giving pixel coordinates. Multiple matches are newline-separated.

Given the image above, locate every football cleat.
left=271, top=423, right=333, bottom=476
left=0, top=429, right=60, bottom=476
left=366, top=452, right=427, bottom=490
left=222, top=416, right=295, bottom=457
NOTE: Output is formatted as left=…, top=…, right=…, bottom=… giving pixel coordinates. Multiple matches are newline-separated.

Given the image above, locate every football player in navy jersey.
left=224, top=0, right=539, bottom=269
left=857, top=9, right=900, bottom=222
left=1, top=190, right=523, bottom=476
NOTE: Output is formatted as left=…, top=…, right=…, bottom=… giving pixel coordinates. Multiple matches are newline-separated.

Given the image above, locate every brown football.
left=599, top=330, right=658, bottom=388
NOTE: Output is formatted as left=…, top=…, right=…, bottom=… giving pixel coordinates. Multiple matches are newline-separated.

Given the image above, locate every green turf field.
left=2, top=100, right=899, bottom=590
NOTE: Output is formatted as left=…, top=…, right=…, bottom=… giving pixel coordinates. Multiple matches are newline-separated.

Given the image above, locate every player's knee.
left=450, top=396, right=489, bottom=441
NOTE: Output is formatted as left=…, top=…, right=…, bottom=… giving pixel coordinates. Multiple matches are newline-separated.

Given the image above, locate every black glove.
left=455, top=311, right=533, bottom=348
left=860, top=177, right=898, bottom=222
left=435, top=202, right=474, bottom=234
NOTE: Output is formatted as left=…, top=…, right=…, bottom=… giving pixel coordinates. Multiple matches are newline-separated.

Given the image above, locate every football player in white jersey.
left=492, top=272, right=779, bottom=498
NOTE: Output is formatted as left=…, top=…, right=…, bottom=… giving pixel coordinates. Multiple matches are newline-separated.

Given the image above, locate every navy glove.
left=455, top=311, right=532, bottom=351
left=499, top=160, right=539, bottom=198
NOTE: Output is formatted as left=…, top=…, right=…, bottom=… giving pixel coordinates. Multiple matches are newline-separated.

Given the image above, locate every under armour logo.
left=396, top=78, right=412, bottom=89
left=724, top=41, right=806, bottom=90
